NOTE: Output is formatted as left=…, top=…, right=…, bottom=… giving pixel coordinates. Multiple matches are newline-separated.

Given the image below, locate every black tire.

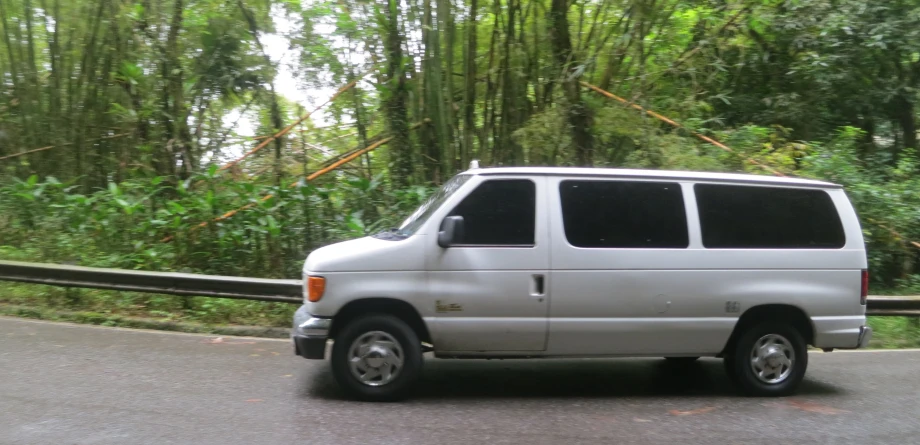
left=331, top=314, right=423, bottom=402
left=722, top=353, right=739, bottom=385
left=664, top=356, right=700, bottom=363
left=726, top=322, right=808, bottom=397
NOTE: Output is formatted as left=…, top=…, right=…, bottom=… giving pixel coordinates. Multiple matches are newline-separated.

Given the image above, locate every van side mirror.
left=438, top=216, right=465, bottom=248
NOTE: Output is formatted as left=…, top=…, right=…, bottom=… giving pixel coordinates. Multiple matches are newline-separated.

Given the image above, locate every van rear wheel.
left=330, top=314, right=423, bottom=402
left=727, top=322, right=808, bottom=397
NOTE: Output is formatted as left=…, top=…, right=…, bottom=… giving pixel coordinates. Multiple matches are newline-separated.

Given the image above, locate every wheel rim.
left=749, top=333, right=795, bottom=384
left=347, top=331, right=404, bottom=387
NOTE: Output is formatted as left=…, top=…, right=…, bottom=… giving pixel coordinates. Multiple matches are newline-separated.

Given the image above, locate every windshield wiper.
left=372, top=228, right=408, bottom=241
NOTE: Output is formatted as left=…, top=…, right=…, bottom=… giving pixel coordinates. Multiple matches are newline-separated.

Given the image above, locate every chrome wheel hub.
left=348, top=331, right=404, bottom=387
left=750, top=333, right=795, bottom=384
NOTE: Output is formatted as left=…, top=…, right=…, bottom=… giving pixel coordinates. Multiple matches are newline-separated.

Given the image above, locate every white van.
left=292, top=166, right=871, bottom=401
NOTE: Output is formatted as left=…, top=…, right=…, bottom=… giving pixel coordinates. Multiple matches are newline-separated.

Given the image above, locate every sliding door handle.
left=531, top=274, right=545, bottom=301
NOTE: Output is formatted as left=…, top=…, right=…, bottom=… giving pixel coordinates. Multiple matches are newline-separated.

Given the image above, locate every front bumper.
left=292, top=305, right=331, bottom=360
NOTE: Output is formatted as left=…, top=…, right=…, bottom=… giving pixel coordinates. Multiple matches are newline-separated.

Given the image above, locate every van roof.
left=466, top=167, right=841, bottom=189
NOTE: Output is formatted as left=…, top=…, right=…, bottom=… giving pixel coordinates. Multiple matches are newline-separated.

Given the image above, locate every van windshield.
left=396, top=174, right=471, bottom=236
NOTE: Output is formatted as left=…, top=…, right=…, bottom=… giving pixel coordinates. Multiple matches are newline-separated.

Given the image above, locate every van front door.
left=426, top=177, right=549, bottom=352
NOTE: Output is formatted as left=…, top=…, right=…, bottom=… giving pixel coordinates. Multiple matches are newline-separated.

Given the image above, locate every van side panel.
left=546, top=179, right=867, bottom=356
left=813, top=188, right=867, bottom=348
left=547, top=271, right=861, bottom=355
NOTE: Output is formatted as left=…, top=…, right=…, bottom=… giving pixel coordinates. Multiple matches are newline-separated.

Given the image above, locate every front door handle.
left=531, top=274, right=545, bottom=301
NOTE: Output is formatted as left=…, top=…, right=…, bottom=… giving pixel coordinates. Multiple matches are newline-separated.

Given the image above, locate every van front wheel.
left=330, top=314, right=423, bottom=402
left=727, top=322, right=808, bottom=397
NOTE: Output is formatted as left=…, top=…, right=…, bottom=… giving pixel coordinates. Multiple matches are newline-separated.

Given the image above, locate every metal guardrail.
left=0, top=260, right=918, bottom=314
left=865, top=296, right=920, bottom=316
left=0, top=260, right=302, bottom=304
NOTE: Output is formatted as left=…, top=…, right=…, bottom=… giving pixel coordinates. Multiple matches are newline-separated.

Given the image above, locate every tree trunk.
left=94, top=25, right=118, bottom=188
left=528, top=0, right=543, bottom=111
left=462, top=0, right=478, bottom=166
left=481, top=10, right=500, bottom=162
left=420, top=0, right=443, bottom=182
left=166, top=0, right=191, bottom=179
left=238, top=0, right=284, bottom=186
left=0, top=0, right=31, bottom=151
left=548, top=0, right=594, bottom=166
left=346, top=38, right=372, bottom=179
left=498, top=0, right=524, bottom=165
left=383, top=0, right=413, bottom=187
left=440, top=0, right=458, bottom=174
left=38, top=0, right=62, bottom=140
left=597, top=12, right=634, bottom=91
left=73, top=0, right=108, bottom=188
left=23, top=0, right=41, bottom=147
left=894, top=93, right=917, bottom=152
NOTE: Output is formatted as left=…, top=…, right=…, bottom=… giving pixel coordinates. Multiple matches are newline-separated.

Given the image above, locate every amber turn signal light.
left=307, top=276, right=326, bottom=302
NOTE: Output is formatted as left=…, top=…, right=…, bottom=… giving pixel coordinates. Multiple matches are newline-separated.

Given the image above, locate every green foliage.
left=513, top=108, right=571, bottom=165
left=800, top=128, right=920, bottom=286
left=0, top=172, right=431, bottom=277
left=622, top=133, right=729, bottom=172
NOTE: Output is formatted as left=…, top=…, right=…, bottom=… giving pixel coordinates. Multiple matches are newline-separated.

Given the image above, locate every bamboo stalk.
left=216, top=70, right=372, bottom=173
left=0, top=133, right=131, bottom=161
left=301, top=137, right=392, bottom=184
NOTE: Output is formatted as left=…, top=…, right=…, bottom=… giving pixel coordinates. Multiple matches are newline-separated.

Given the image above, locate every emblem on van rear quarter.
left=435, top=300, right=463, bottom=313
left=725, top=301, right=741, bottom=313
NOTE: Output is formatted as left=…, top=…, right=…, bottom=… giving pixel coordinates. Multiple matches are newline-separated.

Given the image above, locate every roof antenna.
left=469, top=159, right=480, bottom=169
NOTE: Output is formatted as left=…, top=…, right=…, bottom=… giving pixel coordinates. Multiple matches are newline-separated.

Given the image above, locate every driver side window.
left=447, top=179, right=536, bottom=246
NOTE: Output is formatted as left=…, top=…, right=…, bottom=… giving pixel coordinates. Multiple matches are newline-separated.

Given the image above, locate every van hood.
left=304, top=235, right=425, bottom=273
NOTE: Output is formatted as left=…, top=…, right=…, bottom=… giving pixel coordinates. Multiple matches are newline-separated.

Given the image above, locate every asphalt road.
left=2, top=316, right=919, bottom=445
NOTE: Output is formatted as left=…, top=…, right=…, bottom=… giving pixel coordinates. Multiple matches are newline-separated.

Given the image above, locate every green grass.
left=0, top=304, right=291, bottom=338
left=867, top=316, right=920, bottom=349
left=0, top=281, right=296, bottom=329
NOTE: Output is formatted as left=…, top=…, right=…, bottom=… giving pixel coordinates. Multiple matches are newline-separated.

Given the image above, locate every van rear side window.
left=559, top=180, right=689, bottom=248
left=694, top=184, right=845, bottom=249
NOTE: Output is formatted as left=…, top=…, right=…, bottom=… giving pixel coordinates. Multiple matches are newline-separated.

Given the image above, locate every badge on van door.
left=436, top=300, right=464, bottom=313
left=725, top=301, right=741, bottom=313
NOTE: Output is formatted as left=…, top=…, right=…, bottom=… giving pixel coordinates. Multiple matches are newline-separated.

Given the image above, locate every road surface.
left=2, top=316, right=919, bottom=444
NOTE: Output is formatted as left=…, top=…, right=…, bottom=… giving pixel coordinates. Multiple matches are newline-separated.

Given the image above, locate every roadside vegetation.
left=868, top=317, right=920, bottom=349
